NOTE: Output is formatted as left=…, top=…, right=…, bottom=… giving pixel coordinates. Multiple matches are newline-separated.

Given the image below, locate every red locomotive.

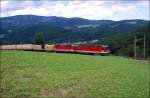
left=54, top=45, right=74, bottom=52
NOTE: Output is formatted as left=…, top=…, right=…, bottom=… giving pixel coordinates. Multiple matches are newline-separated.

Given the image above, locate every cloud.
left=1, top=0, right=149, bottom=20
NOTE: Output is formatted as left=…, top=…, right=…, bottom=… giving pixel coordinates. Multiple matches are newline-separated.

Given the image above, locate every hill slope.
left=0, top=15, right=149, bottom=44
left=94, top=24, right=150, bottom=57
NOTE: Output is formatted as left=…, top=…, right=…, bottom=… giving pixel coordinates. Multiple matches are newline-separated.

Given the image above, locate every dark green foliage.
left=34, top=32, right=45, bottom=46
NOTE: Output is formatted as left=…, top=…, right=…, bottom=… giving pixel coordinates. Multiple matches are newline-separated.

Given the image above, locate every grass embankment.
left=0, top=50, right=149, bottom=98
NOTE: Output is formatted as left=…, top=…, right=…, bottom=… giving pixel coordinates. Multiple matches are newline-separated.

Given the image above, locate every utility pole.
left=34, top=40, right=35, bottom=45
left=143, top=33, right=146, bottom=58
left=68, top=37, right=71, bottom=44
left=134, top=35, right=137, bottom=59
left=53, top=39, right=55, bottom=45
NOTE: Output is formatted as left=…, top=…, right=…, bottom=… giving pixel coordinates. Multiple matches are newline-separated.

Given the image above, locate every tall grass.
left=0, top=50, right=149, bottom=98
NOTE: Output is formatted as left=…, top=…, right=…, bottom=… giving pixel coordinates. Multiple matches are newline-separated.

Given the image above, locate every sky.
left=1, top=0, right=149, bottom=20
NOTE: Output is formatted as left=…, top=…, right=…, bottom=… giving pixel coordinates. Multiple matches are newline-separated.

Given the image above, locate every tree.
left=34, top=32, right=45, bottom=48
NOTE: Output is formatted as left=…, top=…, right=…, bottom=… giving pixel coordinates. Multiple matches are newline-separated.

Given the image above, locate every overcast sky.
left=1, top=0, right=149, bottom=20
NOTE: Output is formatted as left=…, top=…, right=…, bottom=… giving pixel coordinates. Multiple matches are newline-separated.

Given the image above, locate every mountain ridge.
left=0, top=15, right=149, bottom=45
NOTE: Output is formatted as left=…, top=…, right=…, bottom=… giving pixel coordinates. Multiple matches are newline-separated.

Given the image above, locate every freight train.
left=0, top=44, right=110, bottom=55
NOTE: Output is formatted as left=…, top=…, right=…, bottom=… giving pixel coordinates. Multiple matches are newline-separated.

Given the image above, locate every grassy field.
left=0, top=50, right=149, bottom=98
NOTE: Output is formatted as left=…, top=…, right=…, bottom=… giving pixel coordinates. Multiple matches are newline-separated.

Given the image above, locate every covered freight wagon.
left=0, top=44, right=33, bottom=50
left=44, top=45, right=54, bottom=51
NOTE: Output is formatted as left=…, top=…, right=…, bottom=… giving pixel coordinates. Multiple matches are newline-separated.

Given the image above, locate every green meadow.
left=0, top=50, right=149, bottom=98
